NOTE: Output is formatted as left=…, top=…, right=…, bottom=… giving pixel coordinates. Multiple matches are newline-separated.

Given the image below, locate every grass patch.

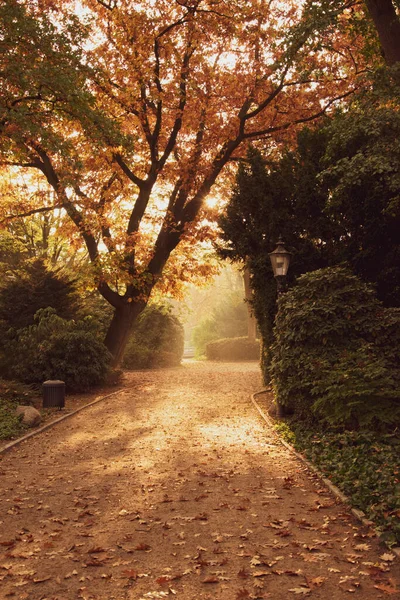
left=275, top=420, right=400, bottom=547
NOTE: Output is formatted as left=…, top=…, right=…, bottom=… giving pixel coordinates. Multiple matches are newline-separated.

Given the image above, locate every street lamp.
left=269, top=236, right=292, bottom=418
left=269, top=236, right=292, bottom=295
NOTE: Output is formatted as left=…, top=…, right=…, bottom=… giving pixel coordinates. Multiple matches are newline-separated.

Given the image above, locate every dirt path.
left=0, top=361, right=398, bottom=600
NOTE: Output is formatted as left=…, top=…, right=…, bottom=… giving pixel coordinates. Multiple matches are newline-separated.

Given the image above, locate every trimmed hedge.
left=206, top=336, right=260, bottom=361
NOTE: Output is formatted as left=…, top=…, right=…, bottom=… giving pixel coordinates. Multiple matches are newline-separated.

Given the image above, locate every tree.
left=365, top=0, right=400, bottom=66
left=0, top=0, right=368, bottom=364
left=0, top=259, right=79, bottom=330
left=218, top=94, right=400, bottom=377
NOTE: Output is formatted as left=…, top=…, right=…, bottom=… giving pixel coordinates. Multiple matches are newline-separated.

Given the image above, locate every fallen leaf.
left=310, top=576, right=326, bottom=587
left=354, top=544, right=370, bottom=552
left=236, top=589, right=251, bottom=599
left=380, top=553, right=396, bottom=562
left=121, top=569, right=138, bottom=580
left=289, top=587, right=311, bottom=595
left=374, top=583, right=399, bottom=595
left=135, top=543, right=151, bottom=551
left=201, top=576, right=219, bottom=583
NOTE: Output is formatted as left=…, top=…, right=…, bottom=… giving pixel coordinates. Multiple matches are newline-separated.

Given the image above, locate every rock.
left=16, top=405, right=42, bottom=428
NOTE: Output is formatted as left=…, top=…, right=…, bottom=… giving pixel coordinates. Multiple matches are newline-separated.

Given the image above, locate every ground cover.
left=0, top=380, right=35, bottom=440
left=275, top=421, right=400, bottom=548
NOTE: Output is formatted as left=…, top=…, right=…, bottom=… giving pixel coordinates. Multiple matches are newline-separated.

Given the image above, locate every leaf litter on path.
left=0, top=361, right=398, bottom=599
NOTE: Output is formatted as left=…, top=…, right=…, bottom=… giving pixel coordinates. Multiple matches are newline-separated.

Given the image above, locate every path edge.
left=251, top=389, right=400, bottom=558
left=0, top=389, right=124, bottom=456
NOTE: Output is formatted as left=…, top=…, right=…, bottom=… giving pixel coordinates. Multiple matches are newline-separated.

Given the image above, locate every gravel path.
left=0, top=361, right=398, bottom=599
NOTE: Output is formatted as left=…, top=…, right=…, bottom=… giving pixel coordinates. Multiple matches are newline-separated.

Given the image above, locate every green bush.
left=122, top=304, right=184, bottom=369
left=0, top=259, right=79, bottom=330
left=206, top=336, right=260, bottom=361
left=271, top=266, right=400, bottom=428
left=0, top=380, right=36, bottom=440
left=9, top=308, right=112, bottom=392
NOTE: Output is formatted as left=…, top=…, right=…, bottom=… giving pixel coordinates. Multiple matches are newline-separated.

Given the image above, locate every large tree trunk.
left=104, top=300, right=147, bottom=367
left=365, top=0, right=400, bottom=65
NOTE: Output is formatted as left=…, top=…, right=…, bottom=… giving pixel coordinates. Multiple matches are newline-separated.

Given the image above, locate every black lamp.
left=269, top=236, right=292, bottom=295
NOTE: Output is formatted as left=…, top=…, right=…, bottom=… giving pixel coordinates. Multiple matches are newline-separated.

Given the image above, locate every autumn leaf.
left=121, top=569, right=138, bottom=580
left=201, top=576, right=219, bottom=583
left=354, top=543, right=371, bottom=552
left=156, top=576, right=171, bottom=586
left=289, top=587, right=311, bottom=595
left=135, top=543, right=151, bottom=551
left=309, top=576, right=326, bottom=588
left=238, top=568, right=249, bottom=579
left=374, top=583, right=399, bottom=595
left=380, top=553, right=396, bottom=562
left=236, top=589, right=251, bottom=599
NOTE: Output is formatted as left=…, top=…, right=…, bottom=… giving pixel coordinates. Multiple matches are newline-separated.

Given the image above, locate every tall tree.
left=365, top=0, right=400, bottom=65
left=0, top=0, right=367, bottom=364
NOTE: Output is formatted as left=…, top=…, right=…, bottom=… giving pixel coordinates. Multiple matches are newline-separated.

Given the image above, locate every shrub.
left=0, top=380, right=36, bottom=440
left=9, top=308, right=112, bottom=392
left=0, top=259, right=79, bottom=330
left=123, top=304, right=184, bottom=369
left=192, top=294, right=248, bottom=358
left=271, top=266, right=400, bottom=428
left=206, top=336, right=260, bottom=361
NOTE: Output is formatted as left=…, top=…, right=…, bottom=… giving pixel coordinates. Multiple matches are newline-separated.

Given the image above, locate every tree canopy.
left=0, top=0, right=375, bottom=362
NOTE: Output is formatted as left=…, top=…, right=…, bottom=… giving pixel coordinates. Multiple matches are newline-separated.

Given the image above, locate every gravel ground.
left=0, top=360, right=398, bottom=600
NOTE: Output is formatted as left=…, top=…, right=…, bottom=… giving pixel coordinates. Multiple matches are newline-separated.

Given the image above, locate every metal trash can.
left=42, top=380, right=65, bottom=409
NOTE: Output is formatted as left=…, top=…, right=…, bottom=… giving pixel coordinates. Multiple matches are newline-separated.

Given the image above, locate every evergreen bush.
left=0, top=259, right=79, bottom=330
left=122, top=304, right=184, bottom=369
left=271, top=266, right=400, bottom=428
left=206, top=336, right=260, bottom=361
left=9, top=308, right=112, bottom=392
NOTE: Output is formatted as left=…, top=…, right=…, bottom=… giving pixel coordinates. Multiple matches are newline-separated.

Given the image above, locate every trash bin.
left=42, top=380, right=65, bottom=409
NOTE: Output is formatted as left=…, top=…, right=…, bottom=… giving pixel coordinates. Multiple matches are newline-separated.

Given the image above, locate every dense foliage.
left=271, top=266, right=400, bottom=428
left=122, top=304, right=184, bottom=370
left=6, top=308, right=112, bottom=392
left=0, top=0, right=369, bottom=363
left=0, top=380, right=33, bottom=440
left=0, top=258, right=79, bottom=330
left=276, top=421, right=400, bottom=547
left=206, top=337, right=260, bottom=361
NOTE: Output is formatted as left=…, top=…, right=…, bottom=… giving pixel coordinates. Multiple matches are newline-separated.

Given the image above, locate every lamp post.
left=268, top=236, right=292, bottom=295
left=269, top=236, right=292, bottom=418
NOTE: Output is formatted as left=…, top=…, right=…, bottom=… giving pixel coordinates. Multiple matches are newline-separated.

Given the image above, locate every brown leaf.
left=289, top=587, right=311, bottom=595
left=374, top=583, right=399, bottom=595
left=201, top=576, right=219, bottom=583
left=156, top=576, right=171, bottom=586
left=380, top=553, right=396, bottom=562
left=87, top=546, right=106, bottom=554
left=135, top=543, right=151, bottom=551
left=121, top=569, right=138, bottom=580
left=0, top=540, right=15, bottom=547
left=238, top=568, right=249, bottom=579
left=236, top=589, right=251, bottom=599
